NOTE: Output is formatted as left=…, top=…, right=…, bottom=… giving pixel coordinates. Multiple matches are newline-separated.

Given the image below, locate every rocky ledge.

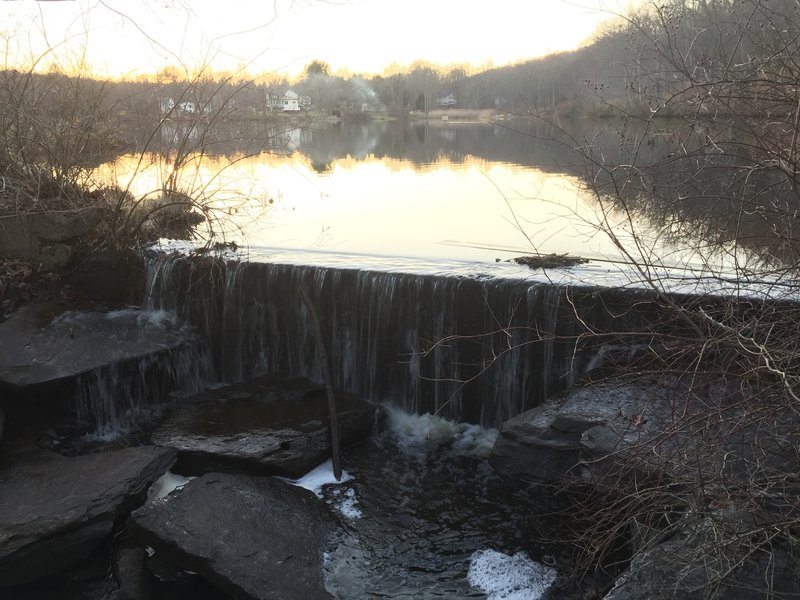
left=151, top=374, right=385, bottom=478
left=489, top=375, right=800, bottom=599
left=128, top=473, right=336, bottom=600
left=0, top=445, right=176, bottom=587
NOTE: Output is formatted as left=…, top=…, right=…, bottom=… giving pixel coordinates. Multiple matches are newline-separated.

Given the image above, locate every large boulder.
left=489, top=377, right=677, bottom=483
left=490, top=375, right=800, bottom=487
left=151, top=375, right=384, bottom=478
left=0, top=445, right=176, bottom=586
left=127, top=473, right=335, bottom=600
left=490, top=376, right=800, bottom=599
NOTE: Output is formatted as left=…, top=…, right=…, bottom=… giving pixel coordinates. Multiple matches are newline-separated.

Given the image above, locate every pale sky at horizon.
left=1, top=0, right=634, bottom=78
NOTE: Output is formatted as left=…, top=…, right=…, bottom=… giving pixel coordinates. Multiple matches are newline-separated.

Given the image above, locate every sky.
left=0, top=0, right=633, bottom=78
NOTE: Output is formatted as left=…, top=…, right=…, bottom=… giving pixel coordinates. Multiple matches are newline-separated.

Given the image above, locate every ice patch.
left=282, top=459, right=353, bottom=496
left=467, top=549, right=556, bottom=600
left=280, top=459, right=361, bottom=520
left=147, top=470, right=194, bottom=501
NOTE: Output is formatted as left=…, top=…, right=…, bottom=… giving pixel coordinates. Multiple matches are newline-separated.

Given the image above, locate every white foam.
left=330, top=486, right=362, bottom=519
left=467, top=549, right=557, bottom=600
left=388, top=408, right=499, bottom=457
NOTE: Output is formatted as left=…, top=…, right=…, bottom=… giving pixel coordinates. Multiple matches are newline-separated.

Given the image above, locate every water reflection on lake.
left=103, top=119, right=702, bottom=269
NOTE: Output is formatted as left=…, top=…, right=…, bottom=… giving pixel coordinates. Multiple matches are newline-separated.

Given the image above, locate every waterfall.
left=145, top=254, right=645, bottom=427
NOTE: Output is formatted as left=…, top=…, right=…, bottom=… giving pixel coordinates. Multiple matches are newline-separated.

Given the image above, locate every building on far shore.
left=267, top=89, right=312, bottom=112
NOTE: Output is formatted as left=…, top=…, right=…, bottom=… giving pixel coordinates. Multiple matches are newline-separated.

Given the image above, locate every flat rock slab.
left=0, top=445, right=176, bottom=586
left=0, top=305, right=191, bottom=389
left=151, top=375, right=383, bottom=478
left=128, top=473, right=335, bottom=600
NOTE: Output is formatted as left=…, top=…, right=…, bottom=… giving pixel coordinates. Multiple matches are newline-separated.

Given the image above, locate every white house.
left=436, top=93, right=457, bottom=108
left=267, top=89, right=311, bottom=112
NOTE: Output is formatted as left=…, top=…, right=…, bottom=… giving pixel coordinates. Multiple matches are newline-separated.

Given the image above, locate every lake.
left=103, top=118, right=711, bottom=278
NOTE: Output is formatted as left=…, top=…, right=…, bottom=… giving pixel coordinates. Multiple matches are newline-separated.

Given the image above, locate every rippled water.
left=287, top=410, right=579, bottom=599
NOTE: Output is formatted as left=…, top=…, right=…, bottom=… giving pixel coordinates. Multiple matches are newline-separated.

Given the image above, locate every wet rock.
left=0, top=305, right=207, bottom=435
left=151, top=375, right=384, bottom=478
left=127, top=473, right=335, bottom=600
left=0, top=445, right=176, bottom=586
left=112, top=539, right=150, bottom=600
left=66, top=249, right=146, bottom=307
left=0, top=305, right=191, bottom=390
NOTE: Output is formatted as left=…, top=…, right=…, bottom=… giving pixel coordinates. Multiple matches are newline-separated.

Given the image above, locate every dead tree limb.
left=299, top=284, right=342, bottom=481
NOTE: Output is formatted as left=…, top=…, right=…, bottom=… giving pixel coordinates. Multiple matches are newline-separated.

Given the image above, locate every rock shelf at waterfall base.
left=0, top=304, right=190, bottom=389
left=0, top=303, right=208, bottom=438
left=128, top=473, right=336, bottom=600
left=0, top=446, right=176, bottom=587
left=151, top=374, right=385, bottom=478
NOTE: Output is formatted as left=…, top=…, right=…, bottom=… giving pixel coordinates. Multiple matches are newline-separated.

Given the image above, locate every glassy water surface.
left=104, top=118, right=712, bottom=275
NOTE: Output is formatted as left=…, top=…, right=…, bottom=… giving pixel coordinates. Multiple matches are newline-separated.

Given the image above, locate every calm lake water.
left=103, top=118, right=707, bottom=275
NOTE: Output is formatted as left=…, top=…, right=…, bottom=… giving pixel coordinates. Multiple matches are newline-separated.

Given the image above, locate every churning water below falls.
left=278, top=409, right=571, bottom=600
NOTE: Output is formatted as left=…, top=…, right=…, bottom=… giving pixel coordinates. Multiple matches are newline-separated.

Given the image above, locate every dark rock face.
left=66, top=249, right=146, bottom=307
left=151, top=375, right=383, bottom=478
left=128, top=473, right=335, bottom=600
left=0, top=445, right=176, bottom=587
left=0, top=305, right=209, bottom=434
left=490, top=375, right=800, bottom=486
left=489, top=378, right=676, bottom=483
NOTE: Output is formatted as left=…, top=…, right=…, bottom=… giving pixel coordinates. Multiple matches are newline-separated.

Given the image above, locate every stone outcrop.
left=489, top=376, right=800, bottom=599
left=151, top=375, right=384, bottom=478
left=128, top=473, right=335, bottom=600
left=489, top=377, right=678, bottom=483
left=0, top=445, right=176, bottom=587
left=0, top=209, right=106, bottom=269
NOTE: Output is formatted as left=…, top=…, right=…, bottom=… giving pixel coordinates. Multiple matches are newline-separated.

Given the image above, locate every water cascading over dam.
left=145, top=254, right=655, bottom=428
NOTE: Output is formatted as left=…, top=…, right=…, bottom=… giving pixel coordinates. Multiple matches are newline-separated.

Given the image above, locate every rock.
left=65, top=249, right=146, bottom=307
left=151, top=375, right=384, bottom=478
left=489, top=378, right=676, bottom=483
left=0, top=305, right=207, bottom=435
left=491, top=375, right=800, bottom=487
left=605, top=514, right=800, bottom=599
left=487, top=401, right=584, bottom=482
left=112, top=539, right=150, bottom=600
left=0, top=445, right=176, bottom=586
left=490, top=376, right=800, bottom=598
left=0, top=305, right=193, bottom=390
left=0, top=210, right=105, bottom=269
left=127, top=473, right=335, bottom=600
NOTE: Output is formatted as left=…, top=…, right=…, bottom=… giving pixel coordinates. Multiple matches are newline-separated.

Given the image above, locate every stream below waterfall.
left=289, top=409, right=583, bottom=599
